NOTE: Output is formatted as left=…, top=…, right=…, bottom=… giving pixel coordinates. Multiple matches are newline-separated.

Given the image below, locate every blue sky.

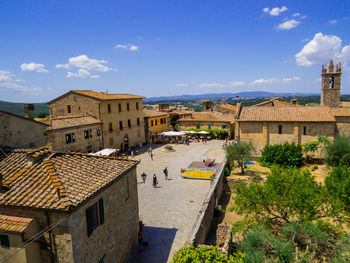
left=0, top=0, right=349, bottom=102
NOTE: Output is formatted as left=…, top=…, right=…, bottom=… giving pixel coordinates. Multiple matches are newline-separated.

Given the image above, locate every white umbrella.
left=198, top=131, right=210, bottom=134
left=159, top=131, right=186, bottom=136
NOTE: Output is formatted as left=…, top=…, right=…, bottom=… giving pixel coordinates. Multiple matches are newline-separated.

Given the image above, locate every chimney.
left=290, top=99, right=297, bottom=105
left=23, top=104, right=35, bottom=120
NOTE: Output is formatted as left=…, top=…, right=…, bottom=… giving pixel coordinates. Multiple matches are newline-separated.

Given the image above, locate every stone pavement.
left=127, top=140, right=225, bottom=263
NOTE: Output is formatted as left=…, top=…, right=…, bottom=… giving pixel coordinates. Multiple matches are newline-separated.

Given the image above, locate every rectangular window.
left=303, top=126, right=307, bottom=135
left=118, top=103, right=122, bottom=112
left=278, top=125, right=282, bottom=134
left=97, top=129, right=101, bottom=136
left=137, top=118, right=140, bottom=126
left=67, top=105, right=71, bottom=113
left=119, top=121, right=123, bottom=130
left=66, top=134, right=72, bottom=144
left=136, top=102, right=139, bottom=110
left=72, top=133, right=76, bottom=143
left=89, top=129, right=92, bottom=138
left=151, top=120, right=154, bottom=127
left=127, top=103, right=130, bottom=111
left=208, top=125, right=211, bottom=129
left=109, top=123, right=113, bottom=132
left=0, top=234, right=9, bottom=249
left=128, top=119, right=131, bottom=128
left=222, top=125, right=228, bottom=129
left=196, top=124, right=200, bottom=129
left=84, top=130, right=89, bottom=139
left=86, top=198, right=104, bottom=237
left=107, top=104, right=111, bottom=113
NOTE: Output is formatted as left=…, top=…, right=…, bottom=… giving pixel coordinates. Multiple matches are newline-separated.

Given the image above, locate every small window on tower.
left=278, top=125, right=282, bottom=134
left=67, top=105, right=71, bottom=113
left=303, top=126, right=306, bottom=135
left=108, top=104, right=111, bottom=113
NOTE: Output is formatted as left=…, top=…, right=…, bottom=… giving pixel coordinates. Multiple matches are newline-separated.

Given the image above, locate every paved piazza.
left=127, top=140, right=225, bottom=263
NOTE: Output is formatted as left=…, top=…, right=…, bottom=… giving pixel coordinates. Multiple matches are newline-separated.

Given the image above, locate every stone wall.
left=239, top=121, right=335, bottom=156
left=335, top=116, right=350, bottom=136
left=188, top=162, right=225, bottom=245
left=49, top=93, right=100, bottom=119
left=0, top=111, right=47, bottom=149
left=69, top=168, right=139, bottom=263
left=47, top=123, right=103, bottom=152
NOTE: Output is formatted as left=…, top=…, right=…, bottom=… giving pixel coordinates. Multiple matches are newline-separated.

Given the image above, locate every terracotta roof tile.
left=72, top=90, right=143, bottom=100
left=332, top=108, right=350, bottom=117
left=0, top=214, right=34, bottom=233
left=143, top=109, right=169, bottom=118
left=178, top=111, right=234, bottom=123
left=239, top=106, right=336, bottom=122
left=216, top=103, right=237, bottom=112
left=0, top=149, right=137, bottom=211
left=252, top=98, right=298, bottom=107
left=49, top=115, right=101, bottom=130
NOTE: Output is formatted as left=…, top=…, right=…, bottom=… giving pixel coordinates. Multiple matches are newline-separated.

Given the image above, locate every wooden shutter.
left=99, top=198, right=104, bottom=225
left=86, top=207, right=92, bottom=237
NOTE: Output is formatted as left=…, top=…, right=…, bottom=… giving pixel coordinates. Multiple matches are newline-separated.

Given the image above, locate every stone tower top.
left=321, top=60, right=342, bottom=107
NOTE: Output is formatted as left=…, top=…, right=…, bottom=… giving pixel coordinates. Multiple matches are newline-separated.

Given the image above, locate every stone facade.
left=0, top=109, right=47, bottom=150
left=321, top=60, right=341, bottom=107
left=0, top=167, right=138, bottom=263
left=48, top=91, right=146, bottom=151
left=238, top=121, right=335, bottom=155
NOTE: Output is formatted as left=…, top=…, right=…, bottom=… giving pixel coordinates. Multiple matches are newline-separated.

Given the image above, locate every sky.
left=0, top=0, right=350, bottom=102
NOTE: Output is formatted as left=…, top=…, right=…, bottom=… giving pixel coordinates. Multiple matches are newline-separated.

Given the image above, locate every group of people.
left=140, top=166, right=169, bottom=188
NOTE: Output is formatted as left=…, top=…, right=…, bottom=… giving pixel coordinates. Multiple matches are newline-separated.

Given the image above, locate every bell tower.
left=321, top=60, right=341, bottom=107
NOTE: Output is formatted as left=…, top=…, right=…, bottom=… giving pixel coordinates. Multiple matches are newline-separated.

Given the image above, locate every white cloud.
left=56, top=63, right=71, bottom=69
left=252, top=77, right=300, bottom=85
left=57, top=55, right=112, bottom=78
left=276, top=19, right=300, bottom=30
left=176, top=83, right=188, bottom=87
left=263, top=6, right=288, bottom=16
left=199, top=83, right=225, bottom=88
left=21, top=62, right=49, bottom=73
left=295, top=33, right=350, bottom=67
left=228, top=81, right=245, bottom=87
left=292, top=13, right=300, bottom=17
left=300, top=15, right=307, bottom=19
left=0, top=70, right=14, bottom=81
left=329, top=19, right=338, bottom=25
left=114, top=44, right=139, bottom=51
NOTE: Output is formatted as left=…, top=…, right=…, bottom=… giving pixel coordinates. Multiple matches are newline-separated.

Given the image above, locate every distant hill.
left=0, top=100, right=49, bottom=117
left=143, top=91, right=319, bottom=102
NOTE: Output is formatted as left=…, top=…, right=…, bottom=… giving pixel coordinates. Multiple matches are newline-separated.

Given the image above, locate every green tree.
left=259, top=142, right=304, bottom=167
left=224, top=142, right=254, bottom=175
left=171, top=245, right=238, bottom=263
left=232, top=167, right=333, bottom=226
left=324, top=135, right=350, bottom=167
left=325, top=166, right=350, bottom=216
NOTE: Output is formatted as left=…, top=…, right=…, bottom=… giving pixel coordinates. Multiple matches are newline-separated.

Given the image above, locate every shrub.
left=259, top=142, right=304, bottom=167
left=324, top=135, right=350, bottom=167
left=224, top=142, right=254, bottom=174
left=311, top=164, right=318, bottom=171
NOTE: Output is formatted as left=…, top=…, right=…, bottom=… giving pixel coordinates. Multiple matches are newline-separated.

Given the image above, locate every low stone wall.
left=188, top=162, right=226, bottom=245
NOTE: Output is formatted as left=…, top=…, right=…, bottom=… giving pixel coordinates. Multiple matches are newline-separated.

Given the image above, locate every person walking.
left=153, top=174, right=158, bottom=187
left=163, top=167, right=168, bottom=181
left=150, top=152, right=154, bottom=160
left=141, top=172, right=147, bottom=183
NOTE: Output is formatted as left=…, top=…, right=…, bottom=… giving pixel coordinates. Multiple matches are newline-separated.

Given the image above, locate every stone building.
left=215, top=102, right=238, bottom=115
left=251, top=97, right=299, bottom=107
left=177, top=111, right=234, bottom=138
left=0, top=147, right=139, bottom=263
left=321, top=60, right=341, bottom=107
left=46, top=115, right=103, bottom=152
left=143, top=109, right=169, bottom=143
left=47, top=90, right=145, bottom=151
left=236, top=106, right=336, bottom=155
left=0, top=106, right=47, bottom=151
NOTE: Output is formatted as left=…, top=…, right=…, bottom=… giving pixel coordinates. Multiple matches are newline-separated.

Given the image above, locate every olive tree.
left=225, top=141, right=254, bottom=175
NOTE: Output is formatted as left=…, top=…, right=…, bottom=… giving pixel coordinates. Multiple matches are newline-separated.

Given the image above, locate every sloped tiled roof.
left=0, top=148, right=137, bottom=212
left=239, top=106, right=336, bottom=122
left=216, top=103, right=237, bottom=112
left=143, top=109, right=169, bottom=118
left=171, top=109, right=194, bottom=115
left=178, top=111, right=234, bottom=123
left=48, top=90, right=143, bottom=104
left=332, top=108, right=350, bottom=117
left=252, top=98, right=298, bottom=107
left=49, top=115, right=101, bottom=130
left=0, top=214, right=34, bottom=233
